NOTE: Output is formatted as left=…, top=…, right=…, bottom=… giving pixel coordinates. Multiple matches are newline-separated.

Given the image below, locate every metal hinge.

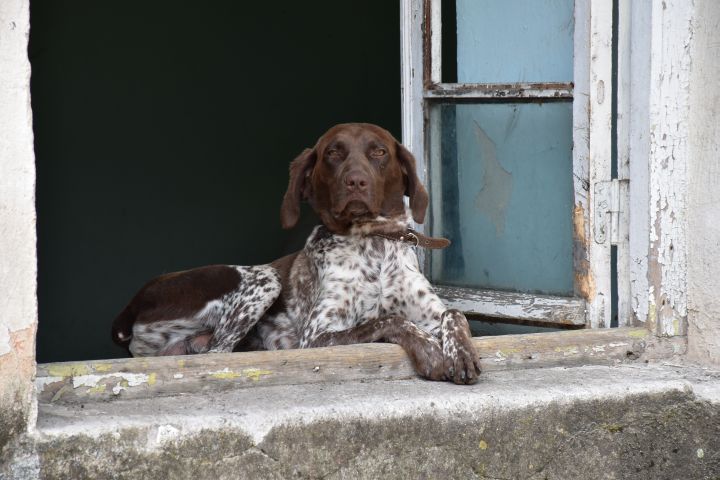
left=594, top=179, right=628, bottom=245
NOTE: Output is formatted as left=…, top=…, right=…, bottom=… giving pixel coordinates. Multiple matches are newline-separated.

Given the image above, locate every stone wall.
left=687, top=0, right=720, bottom=366
left=0, top=0, right=37, bottom=454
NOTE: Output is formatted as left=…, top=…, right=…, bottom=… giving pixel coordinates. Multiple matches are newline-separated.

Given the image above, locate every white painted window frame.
left=617, top=0, right=688, bottom=338
left=401, top=0, right=617, bottom=329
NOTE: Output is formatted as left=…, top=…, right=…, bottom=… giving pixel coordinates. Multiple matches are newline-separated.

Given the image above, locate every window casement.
left=35, top=1, right=669, bottom=406
left=401, top=0, right=621, bottom=329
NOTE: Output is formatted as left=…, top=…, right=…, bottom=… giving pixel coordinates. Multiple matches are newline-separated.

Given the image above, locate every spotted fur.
left=247, top=213, right=481, bottom=383
left=122, top=265, right=281, bottom=357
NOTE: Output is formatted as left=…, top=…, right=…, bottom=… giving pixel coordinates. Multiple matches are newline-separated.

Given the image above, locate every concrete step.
left=10, top=363, right=720, bottom=480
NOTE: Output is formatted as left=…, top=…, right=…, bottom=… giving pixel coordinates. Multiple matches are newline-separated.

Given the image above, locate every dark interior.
left=30, top=1, right=401, bottom=362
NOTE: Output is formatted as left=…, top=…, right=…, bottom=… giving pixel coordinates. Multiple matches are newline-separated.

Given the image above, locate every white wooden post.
left=586, top=0, right=614, bottom=328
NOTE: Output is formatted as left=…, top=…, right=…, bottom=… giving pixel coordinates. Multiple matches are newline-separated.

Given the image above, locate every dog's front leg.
left=399, top=272, right=482, bottom=384
left=303, top=316, right=446, bottom=381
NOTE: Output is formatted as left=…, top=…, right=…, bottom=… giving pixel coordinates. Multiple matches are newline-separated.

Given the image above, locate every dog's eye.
left=326, top=149, right=341, bottom=160
left=371, top=148, right=387, bottom=157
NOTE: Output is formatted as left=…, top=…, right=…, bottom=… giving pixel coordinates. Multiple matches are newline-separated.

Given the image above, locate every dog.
left=112, top=123, right=481, bottom=384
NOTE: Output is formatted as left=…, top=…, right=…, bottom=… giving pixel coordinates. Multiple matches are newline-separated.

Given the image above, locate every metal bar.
left=424, top=82, right=574, bottom=100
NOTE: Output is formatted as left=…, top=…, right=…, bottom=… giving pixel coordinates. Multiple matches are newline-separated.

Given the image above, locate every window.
left=402, top=0, right=618, bottom=328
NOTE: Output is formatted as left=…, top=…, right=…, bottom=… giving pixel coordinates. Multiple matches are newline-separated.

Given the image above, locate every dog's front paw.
left=413, top=334, right=447, bottom=381
left=390, top=319, right=446, bottom=381
left=442, top=309, right=481, bottom=385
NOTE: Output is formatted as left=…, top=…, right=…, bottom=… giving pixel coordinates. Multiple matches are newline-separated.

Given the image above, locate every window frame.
left=401, top=0, right=617, bottom=329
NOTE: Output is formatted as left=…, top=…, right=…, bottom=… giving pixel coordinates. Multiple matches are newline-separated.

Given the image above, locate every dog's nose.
left=344, top=172, right=369, bottom=192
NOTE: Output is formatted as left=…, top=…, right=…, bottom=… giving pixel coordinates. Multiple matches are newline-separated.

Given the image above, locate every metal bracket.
left=594, top=179, right=626, bottom=245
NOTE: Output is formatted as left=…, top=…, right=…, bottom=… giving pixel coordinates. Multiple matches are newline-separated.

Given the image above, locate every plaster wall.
left=0, top=0, right=37, bottom=452
left=687, top=0, right=720, bottom=366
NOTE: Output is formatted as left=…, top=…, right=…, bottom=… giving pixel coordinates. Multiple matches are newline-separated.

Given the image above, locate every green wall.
left=30, top=1, right=401, bottom=362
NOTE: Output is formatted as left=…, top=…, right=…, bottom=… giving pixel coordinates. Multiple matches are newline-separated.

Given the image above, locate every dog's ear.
left=280, top=148, right=317, bottom=229
left=396, top=142, right=429, bottom=224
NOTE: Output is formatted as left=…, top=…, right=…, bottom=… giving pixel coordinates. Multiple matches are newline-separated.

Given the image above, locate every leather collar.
left=372, top=228, right=451, bottom=249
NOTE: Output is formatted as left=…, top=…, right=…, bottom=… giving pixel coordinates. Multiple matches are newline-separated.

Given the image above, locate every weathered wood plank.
left=424, top=82, right=574, bottom=100
left=435, top=285, right=586, bottom=326
left=36, top=328, right=649, bottom=404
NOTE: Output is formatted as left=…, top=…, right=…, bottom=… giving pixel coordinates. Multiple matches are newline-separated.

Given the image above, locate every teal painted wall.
left=30, top=1, right=401, bottom=362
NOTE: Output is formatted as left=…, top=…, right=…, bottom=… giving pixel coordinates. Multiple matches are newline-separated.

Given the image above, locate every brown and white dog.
left=112, top=123, right=481, bottom=384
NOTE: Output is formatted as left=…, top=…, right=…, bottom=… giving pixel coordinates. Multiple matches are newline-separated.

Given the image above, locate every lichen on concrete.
left=35, top=429, right=263, bottom=480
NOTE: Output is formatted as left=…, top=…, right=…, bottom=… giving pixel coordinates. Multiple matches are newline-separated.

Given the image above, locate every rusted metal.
left=424, top=82, right=574, bottom=100
left=422, top=0, right=433, bottom=89
left=573, top=203, right=595, bottom=303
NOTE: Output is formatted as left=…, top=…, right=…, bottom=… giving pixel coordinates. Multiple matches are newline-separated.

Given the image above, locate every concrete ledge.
left=6, top=363, right=720, bottom=479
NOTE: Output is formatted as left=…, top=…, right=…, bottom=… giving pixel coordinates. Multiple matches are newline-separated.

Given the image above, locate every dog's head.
left=280, top=123, right=428, bottom=233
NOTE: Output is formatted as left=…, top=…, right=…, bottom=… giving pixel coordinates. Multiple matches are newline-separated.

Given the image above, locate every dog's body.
left=113, top=123, right=481, bottom=384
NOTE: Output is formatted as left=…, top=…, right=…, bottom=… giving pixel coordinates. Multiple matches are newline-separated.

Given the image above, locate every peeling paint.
left=113, top=380, right=130, bottom=395
left=87, top=384, right=106, bottom=395
left=92, top=363, right=113, bottom=373
left=646, top=0, right=692, bottom=337
left=72, top=372, right=151, bottom=390
left=206, top=367, right=273, bottom=381
left=498, top=348, right=521, bottom=355
left=628, top=330, right=648, bottom=339
left=437, top=285, right=585, bottom=326
left=66, top=372, right=154, bottom=398
left=47, top=364, right=90, bottom=377
left=208, top=368, right=243, bottom=380
left=473, top=121, right=513, bottom=236
left=243, top=368, right=272, bottom=382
